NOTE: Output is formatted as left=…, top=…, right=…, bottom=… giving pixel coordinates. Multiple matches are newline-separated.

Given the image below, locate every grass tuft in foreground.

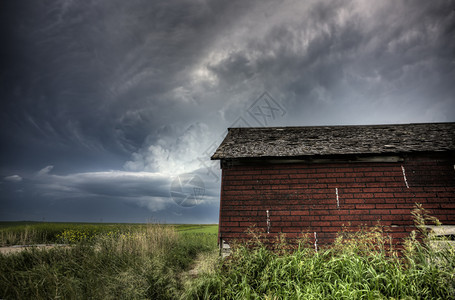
left=184, top=205, right=455, bottom=299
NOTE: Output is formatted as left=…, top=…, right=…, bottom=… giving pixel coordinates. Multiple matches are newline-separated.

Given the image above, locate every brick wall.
left=218, top=154, right=455, bottom=248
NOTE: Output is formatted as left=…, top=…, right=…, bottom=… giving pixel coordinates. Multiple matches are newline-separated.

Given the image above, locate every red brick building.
left=211, top=123, right=455, bottom=249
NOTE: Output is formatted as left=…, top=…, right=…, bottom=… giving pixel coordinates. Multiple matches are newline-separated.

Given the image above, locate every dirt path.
left=183, top=250, right=220, bottom=279
left=0, top=244, right=69, bottom=255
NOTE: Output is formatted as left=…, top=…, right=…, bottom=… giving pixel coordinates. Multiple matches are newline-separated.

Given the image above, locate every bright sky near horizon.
left=1, top=0, right=454, bottom=223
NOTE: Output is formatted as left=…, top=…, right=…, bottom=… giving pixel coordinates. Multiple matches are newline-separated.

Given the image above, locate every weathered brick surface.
left=218, top=154, right=455, bottom=247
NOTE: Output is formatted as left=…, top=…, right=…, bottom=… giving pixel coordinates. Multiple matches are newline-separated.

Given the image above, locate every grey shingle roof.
left=211, top=123, right=455, bottom=160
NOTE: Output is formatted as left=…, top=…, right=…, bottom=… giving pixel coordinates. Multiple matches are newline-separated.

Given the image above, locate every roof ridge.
left=213, top=122, right=455, bottom=160
left=228, top=122, right=455, bottom=130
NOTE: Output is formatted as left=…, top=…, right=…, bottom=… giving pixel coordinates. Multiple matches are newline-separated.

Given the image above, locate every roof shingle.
left=211, top=123, right=455, bottom=160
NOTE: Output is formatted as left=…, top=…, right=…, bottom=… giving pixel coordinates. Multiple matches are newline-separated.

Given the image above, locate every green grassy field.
left=0, top=221, right=217, bottom=246
left=1, top=205, right=454, bottom=299
left=174, top=224, right=218, bottom=234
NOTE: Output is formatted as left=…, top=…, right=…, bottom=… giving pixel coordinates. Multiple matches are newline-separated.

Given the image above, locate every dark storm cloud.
left=204, top=0, right=455, bottom=124
left=0, top=0, right=254, bottom=165
left=0, top=165, right=219, bottom=223
left=1, top=0, right=454, bottom=222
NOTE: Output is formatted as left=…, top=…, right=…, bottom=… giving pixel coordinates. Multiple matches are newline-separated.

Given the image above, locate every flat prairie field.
left=174, top=224, right=218, bottom=234
left=0, top=221, right=218, bottom=246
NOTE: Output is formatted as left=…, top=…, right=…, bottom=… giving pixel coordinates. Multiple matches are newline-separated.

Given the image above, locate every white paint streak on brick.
left=401, top=165, right=409, bottom=188
left=336, top=188, right=339, bottom=208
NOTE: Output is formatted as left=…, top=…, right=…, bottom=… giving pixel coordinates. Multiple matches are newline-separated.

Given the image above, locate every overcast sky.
left=1, top=0, right=454, bottom=223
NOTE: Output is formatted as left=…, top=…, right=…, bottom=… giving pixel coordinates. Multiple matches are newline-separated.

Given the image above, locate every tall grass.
left=185, top=205, right=455, bottom=299
left=0, top=224, right=217, bottom=299
left=2, top=207, right=454, bottom=299
left=0, top=222, right=138, bottom=246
